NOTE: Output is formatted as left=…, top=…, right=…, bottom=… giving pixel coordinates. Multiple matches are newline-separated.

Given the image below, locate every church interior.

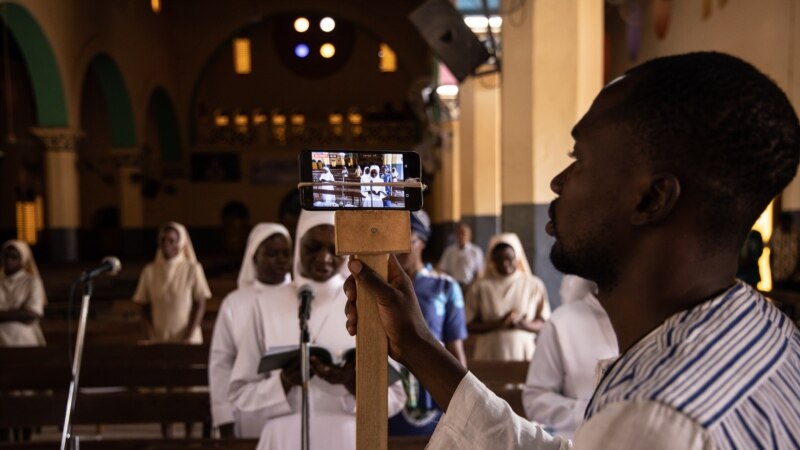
left=1, top=0, right=800, bottom=448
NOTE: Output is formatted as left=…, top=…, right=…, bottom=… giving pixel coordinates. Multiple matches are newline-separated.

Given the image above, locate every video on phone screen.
left=310, top=151, right=407, bottom=208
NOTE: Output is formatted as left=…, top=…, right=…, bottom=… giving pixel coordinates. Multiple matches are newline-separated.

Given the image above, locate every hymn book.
left=259, top=345, right=401, bottom=385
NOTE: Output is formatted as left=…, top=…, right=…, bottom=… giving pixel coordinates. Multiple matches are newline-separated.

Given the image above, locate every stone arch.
left=146, top=87, right=183, bottom=162
left=84, top=53, right=136, bottom=148
left=0, top=2, right=67, bottom=126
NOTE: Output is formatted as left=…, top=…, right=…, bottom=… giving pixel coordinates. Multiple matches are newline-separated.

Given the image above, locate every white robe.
left=228, top=277, right=406, bottom=450
left=522, top=294, right=618, bottom=438
left=0, top=270, right=46, bottom=346
left=209, top=284, right=273, bottom=437
left=360, top=175, right=386, bottom=207
left=319, top=170, right=336, bottom=204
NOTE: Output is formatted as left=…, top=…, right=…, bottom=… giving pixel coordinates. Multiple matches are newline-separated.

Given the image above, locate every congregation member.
left=361, top=165, right=387, bottom=207
left=133, top=222, right=212, bottom=344
left=391, top=210, right=467, bottom=436
left=522, top=288, right=618, bottom=439
left=343, top=52, right=800, bottom=448
left=382, top=166, right=394, bottom=207
left=319, top=167, right=336, bottom=205
left=228, top=211, right=405, bottom=450
left=437, top=223, right=483, bottom=290
left=466, top=233, right=550, bottom=361
left=770, top=213, right=800, bottom=287
left=0, top=240, right=46, bottom=347
left=209, top=223, right=292, bottom=438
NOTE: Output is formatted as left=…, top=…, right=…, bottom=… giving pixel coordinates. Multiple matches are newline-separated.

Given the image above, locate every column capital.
left=111, top=147, right=143, bottom=167
left=31, top=127, right=85, bottom=151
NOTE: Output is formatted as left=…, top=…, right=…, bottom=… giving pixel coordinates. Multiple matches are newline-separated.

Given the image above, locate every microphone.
left=81, top=256, right=122, bottom=282
left=298, top=284, right=314, bottom=321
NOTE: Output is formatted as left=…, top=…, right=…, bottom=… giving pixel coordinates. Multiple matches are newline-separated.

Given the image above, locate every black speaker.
left=409, top=0, right=491, bottom=82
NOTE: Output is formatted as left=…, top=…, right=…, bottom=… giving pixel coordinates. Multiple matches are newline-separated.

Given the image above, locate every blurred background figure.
left=466, top=233, right=550, bottom=361
left=133, top=222, right=212, bottom=344
left=522, top=283, right=618, bottom=439
left=209, top=223, right=292, bottom=438
left=0, top=240, right=46, bottom=347
left=438, top=223, right=483, bottom=292
left=391, top=210, right=467, bottom=436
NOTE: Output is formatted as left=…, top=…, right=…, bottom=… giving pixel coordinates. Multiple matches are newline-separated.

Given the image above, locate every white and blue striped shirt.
left=586, top=282, right=800, bottom=449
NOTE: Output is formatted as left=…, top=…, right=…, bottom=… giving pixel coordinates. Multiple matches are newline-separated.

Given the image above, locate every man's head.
left=548, top=52, right=800, bottom=289
left=397, top=211, right=431, bottom=276
left=456, top=223, right=472, bottom=248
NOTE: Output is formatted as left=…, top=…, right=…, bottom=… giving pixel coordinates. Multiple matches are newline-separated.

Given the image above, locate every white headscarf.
left=368, top=165, right=381, bottom=181
left=155, top=221, right=198, bottom=264
left=320, top=167, right=334, bottom=181
left=483, top=233, right=532, bottom=277
left=1, top=240, right=47, bottom=304
left=1, top=240, right=41, bottom=280
left=237, top=223, right=292, bottom=288
left=293, top=210, right=346, bottom=286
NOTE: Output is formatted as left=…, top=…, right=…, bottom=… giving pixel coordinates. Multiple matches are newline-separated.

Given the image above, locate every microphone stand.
left=299, top=309, right=311, bottom=450
left=60, top=279, right=93, bottom=450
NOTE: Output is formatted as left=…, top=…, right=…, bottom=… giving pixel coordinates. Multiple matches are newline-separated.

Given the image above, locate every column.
left=33, top=128, right=84, bottom=262
left=460, top=73, right=502, bottom=252
left=114, top=148, right=145, bottom=257
left=500, top=0, right=604, bottom=307
left=428, top=120, right=461, bottom=258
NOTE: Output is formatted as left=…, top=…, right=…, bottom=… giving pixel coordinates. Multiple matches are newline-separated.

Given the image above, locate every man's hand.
left=343, top=254, right=433, bottom=365
left=310, top=356, right=356, bottom=395
left=343, top=254, right=468, bottom=411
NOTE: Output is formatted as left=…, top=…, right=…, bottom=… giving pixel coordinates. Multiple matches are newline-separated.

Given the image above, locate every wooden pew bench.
left=468, top=360, right=530, bottom=417
left=0, top=344, right=211, bottom=429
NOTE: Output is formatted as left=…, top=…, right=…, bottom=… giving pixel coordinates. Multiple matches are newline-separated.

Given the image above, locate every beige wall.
left=606, top=0, right=800, bottom=209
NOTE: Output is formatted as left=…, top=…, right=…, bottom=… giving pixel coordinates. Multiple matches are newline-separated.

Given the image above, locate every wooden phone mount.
left=335, top=210, right=411, bottom=450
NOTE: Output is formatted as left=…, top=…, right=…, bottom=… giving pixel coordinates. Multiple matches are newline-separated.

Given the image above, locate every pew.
left=0, top=437, right=429, bottom=450
left=0, top=344, right=210, bottom=429
left=468, top=360, right=530, bottom=417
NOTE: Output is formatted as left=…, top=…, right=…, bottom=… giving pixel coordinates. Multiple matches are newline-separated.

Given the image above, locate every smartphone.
left=298, top=149, right=423, bottom=211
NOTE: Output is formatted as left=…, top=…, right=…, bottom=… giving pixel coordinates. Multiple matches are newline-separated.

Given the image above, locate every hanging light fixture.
left=151, top=0, right=161, bottom=14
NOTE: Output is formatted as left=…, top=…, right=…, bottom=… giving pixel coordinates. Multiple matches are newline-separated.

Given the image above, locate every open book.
left=259, top=345, right=401, bottom=385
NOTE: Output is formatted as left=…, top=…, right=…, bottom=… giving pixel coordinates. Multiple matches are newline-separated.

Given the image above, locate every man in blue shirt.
left=389, top=210, right=468, bottom=436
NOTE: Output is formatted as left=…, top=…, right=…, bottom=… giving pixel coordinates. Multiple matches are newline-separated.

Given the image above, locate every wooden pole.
left=335, top=210, right=411, bottom=450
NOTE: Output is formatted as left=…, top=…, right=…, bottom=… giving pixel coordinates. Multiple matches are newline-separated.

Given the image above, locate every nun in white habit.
left=133, top=222, right=212, bottom=344
left=318, top=167, right=336, bottom=205
left=209, top=223, right=292, bottom=438
left=522, top=290, right=618, bottom=438
left=360, top=165, right=386, bottom=208
left=228, top=211, right=406, bottom=450
left=466, top=233, right=551, bottom=361
left=0, top=240, right=47, bottom=347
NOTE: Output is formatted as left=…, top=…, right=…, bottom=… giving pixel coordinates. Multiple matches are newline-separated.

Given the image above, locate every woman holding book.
left=209, top=223, right=292, bottom=438
left=229, top=210, right=405, bottom=449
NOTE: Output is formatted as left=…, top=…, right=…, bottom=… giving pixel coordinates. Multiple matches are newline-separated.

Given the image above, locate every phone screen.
left=299, top=149, right=422, bottom=211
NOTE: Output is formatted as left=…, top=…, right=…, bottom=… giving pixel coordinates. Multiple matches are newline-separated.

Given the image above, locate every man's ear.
left=630, top=174, right=681, bottom=226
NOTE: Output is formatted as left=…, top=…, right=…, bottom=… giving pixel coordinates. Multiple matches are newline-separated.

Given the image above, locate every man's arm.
left=344, top=256, right=467, bottom=411
left=445, top=340, right=468, bottom=368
